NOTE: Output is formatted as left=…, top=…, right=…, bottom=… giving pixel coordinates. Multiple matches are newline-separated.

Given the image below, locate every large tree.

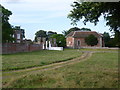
left=68, top=1, right=120, bottom=32
left=1, top=5, right=14, bottom=43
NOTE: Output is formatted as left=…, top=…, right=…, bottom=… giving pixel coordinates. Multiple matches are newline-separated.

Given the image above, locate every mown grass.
left=80, top=48, right=119, bottom=52
left=7, top=52, right=118, bottom=88
left=2, top=49, right=82, bottom=71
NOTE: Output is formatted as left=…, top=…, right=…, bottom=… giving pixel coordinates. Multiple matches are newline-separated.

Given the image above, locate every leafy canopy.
left=1, top=5, right=14, bottom=43
left=103, top=32, right=110, bottom=42
left=85, top=34, right=98, bottom=46
left=34, top=30, right=57, bottom=42
left=68, top=1, right=120, bottom=32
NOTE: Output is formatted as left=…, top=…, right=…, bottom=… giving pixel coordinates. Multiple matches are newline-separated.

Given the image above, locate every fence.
left=1, top=43, right=43, bottom=54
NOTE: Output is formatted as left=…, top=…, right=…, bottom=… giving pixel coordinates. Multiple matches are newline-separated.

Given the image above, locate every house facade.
left=66, top=31, right=104, bottom=49
left=13, top=26, right=25, bottom=43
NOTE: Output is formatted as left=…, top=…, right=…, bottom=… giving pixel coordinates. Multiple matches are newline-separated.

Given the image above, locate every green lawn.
left=5, top=51, right=118, bottom=88
left=2, top=49, right=82, bottom=71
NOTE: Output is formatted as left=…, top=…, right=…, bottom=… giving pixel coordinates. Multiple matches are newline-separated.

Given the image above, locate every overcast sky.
left=1, top=0, right=113, bottom=40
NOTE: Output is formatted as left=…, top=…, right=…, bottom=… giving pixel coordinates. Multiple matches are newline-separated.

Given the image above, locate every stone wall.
left=1, top=43, right=42, bottom=54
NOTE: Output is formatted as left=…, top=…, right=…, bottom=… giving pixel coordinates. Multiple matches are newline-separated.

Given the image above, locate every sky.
left=1, top=0, right=113, bottom=40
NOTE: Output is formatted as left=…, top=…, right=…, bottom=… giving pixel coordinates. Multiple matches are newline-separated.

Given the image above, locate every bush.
left=85, top=34, right=98, bottom=46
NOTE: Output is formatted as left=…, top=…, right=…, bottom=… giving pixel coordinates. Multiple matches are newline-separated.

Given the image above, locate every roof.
left=66, top=31, right=102, bottom=38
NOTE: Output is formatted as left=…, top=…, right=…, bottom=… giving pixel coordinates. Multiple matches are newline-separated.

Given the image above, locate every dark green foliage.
left=51, top=34, right=66, bottom=47
left=47, top=31, right=57, bottom=38
left=103, top=31, right=120, bottom=47
left=105, top=38, right=116, bottom=47
left=34, top=30, right=47, bottom=42
left=1, top=5, right=14, bottom=43
left=114, top=31, right=120, bottom=47
left=103, top=32, right=110, bottom=47
left=34, top=30, right=57, bottom=42
left=80, top=27, right=91, bottom=31
left=85, top=34, right=98, bottom=46
left=108, top=31, right=120, bottom=47
left=103, top=32, right=110, bottom=43
left=68, top=2, right=120, bottom=32
left=35, top=30, right=47, bottom=38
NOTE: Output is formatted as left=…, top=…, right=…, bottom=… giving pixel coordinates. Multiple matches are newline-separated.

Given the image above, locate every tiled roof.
left=66, top=31, right=102, bottom=38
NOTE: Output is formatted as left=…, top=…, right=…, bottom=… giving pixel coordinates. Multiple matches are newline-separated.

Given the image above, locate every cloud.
left=2, top=0, right=75, bottom=24
left=1, top=0, right=76, bottom=40
left=10, top=11, right=67, bottom=24
left=1, top=0, right=75, bottom=11
left=1, top=0, right=24, bottom=3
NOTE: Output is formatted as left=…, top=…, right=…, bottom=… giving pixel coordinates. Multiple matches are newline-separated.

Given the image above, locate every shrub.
left=85, top=34, right=98, bottom=46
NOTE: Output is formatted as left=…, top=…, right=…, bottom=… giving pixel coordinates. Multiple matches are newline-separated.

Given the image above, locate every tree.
left=68, top=1, right=120, bottom=32
left=103, top=32, right=110, bottom=46
left=1, top=5, right=14, bottom=43
left=85, top=34, right=98, bottom=46
left=113, top=31, right=120, bottom=47
left=103, top=31, right=120, bottom=47
left=51, top=34, right=66, bottom=47
left=62, top=27, right=80, bottom=36
left=34, top=30, right=47, bottom=42
left=80, top=27, right=91, bottom=31
left=47, top=31, right=57, bottom=38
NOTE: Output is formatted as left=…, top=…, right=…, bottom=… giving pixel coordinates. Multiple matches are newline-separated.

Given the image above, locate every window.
left=17, top=34, right=20, bottom=39
left=77, top=40, right=80, bottom=46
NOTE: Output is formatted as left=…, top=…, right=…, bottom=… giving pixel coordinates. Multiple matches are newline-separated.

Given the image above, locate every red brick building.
left=13, top=26, right=25, bottom=43
left=66, top=31, right=104, bottom=49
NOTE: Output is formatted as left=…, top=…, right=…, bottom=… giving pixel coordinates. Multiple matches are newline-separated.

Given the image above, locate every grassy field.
left=2, top=49, right=82, bottom=71
left=3, top=49, right=118, bottom=88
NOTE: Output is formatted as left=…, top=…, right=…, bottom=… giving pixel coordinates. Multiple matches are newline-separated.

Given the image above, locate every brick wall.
left=74, top=37, right=102, bottom=48
left=66, top=37, right=103, bottom=49
left=66, top=37, right=74, bottom=48
left=1, top=43, right=42, bottom=54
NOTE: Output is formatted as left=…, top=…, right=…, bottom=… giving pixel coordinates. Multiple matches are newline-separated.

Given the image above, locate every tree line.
left=1, top=1, right=120, bottom=47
